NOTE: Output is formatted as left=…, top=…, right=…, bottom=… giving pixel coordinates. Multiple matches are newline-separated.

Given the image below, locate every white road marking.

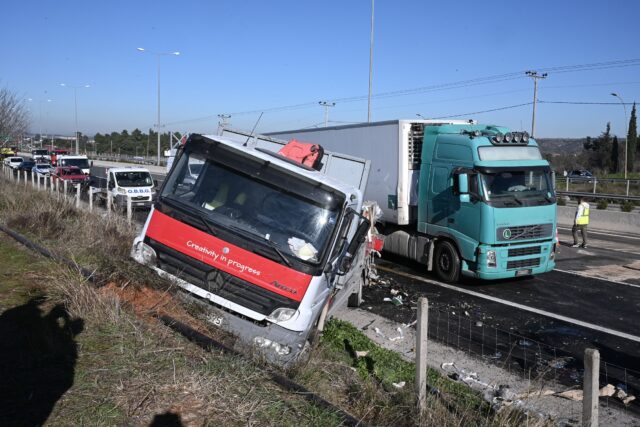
left=376, top=265, right=640, bottom=343
left=558, top=226, right=640, bottom=241
left=553, top=268, right=640, bottom=289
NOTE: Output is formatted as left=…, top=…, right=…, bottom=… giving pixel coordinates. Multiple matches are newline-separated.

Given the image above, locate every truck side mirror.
left=153, top=179, right=159, bottom=188
left=458, top=173, right=471, bottom=203
left=338, top=218, right=371, bottom=273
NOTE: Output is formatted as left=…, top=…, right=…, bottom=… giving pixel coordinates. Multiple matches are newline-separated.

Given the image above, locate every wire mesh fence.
left=425, top=304, right=639, bottom=416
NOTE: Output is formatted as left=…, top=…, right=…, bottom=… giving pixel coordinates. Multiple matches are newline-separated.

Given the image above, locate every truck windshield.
left=161, top=149, right=344, bottom=265
left=115, top=171, right=153, bottom=187
left=479, top=168, right=554, bottom=207
left=60, top=158, right=89, bottom=169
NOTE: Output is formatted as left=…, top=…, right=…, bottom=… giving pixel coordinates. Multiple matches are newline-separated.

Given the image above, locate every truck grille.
left=132, top=196, right=150, bottom=201
left=508, top=246, right=541, bottom=257
left=497, top=224, right=553, bottom=242
left=146, top=238, right=299, bottom=316
left=507, top=258, right=540, bottom=269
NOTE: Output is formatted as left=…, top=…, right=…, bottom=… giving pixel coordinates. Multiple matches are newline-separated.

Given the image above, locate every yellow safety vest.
left=576, top=204, right=589, bottom=225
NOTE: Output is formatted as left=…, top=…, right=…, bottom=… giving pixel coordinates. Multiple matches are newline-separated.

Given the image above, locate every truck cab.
left=131, top=132, right=373, bottom=364
left=419, top=124, right=556, bottom=281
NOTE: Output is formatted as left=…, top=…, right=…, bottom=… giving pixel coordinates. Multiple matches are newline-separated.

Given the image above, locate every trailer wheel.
left=434, top=240, right=461, bottom=283
left=347, top=271, right=366, bottom=307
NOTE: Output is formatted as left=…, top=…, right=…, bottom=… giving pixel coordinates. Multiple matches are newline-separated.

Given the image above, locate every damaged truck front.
left=131, top=131, right=375, bottom=365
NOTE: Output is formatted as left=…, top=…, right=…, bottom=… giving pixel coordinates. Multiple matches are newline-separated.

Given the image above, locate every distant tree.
left=584, top=123, right=613, bottom=173
left=0, top=85, right=31, bottom=146
left=611, top=135, right=619, bottom=173
left=628, top=103, right=637, bottom=172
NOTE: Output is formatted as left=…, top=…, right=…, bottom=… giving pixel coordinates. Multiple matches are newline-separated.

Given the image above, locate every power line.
left=430, top=102, right=533, bottom=119
left=539, top=100, right=636, bottom=105
left=162, top=58, right=640, bottom=127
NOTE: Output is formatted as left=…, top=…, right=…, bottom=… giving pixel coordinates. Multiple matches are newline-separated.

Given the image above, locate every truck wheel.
left=434, top=241, right=461, bottom=283
left=347, top=272, right=366, bottom=307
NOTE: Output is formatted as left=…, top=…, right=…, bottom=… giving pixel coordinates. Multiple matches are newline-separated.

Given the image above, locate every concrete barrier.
left=558, top=206, right=640, bottom=235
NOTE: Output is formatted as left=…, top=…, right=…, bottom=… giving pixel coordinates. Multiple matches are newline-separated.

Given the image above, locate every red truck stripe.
left=146, top=210, right=312, bottom=302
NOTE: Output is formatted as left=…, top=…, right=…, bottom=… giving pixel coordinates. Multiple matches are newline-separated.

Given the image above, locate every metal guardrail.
left=556, top=191, right=640, bottom=202
left=555, top=177, right=639, bottom=198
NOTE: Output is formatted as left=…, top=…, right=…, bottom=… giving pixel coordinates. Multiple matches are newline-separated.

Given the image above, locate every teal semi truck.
left=267, top=120, right=557, bottom=282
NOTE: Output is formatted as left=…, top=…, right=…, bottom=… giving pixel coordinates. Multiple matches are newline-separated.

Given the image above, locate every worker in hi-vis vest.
left=572, top=196, right=590, bottom=248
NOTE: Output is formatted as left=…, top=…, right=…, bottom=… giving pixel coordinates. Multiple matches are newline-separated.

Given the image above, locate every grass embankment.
left=0, top=177, right=541, bottom=426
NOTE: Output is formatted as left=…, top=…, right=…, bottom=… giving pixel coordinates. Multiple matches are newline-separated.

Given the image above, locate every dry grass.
left=0, top=174, right=553, bottom=426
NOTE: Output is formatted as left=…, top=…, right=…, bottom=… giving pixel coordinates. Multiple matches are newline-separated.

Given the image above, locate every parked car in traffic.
left=567, top=170, right=594, bottom=182
left=17, top=159, right=36, bottom=172
left=52, top=166, right=90, bottom=187
left=33, top=163, right=53, bottom=177
left=3, top=156, right=24, bottom=169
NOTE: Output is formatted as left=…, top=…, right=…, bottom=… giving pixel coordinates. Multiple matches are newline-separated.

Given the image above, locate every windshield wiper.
left=227, top=224, right=292, bottom=267
left=161, top=197, right=218, bottom=236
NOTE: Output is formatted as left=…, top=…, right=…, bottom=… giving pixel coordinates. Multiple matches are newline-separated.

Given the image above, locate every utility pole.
left=217, top=114, right=231, bottom=132
left=526, top=71, right=547, bottom=138
left=319, top=101, right=336, bottom=127
left=611, top=93, right=628, bottom=179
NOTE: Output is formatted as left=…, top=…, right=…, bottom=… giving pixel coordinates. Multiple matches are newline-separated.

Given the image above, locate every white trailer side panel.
left=267, top=121, right=408, bottom=225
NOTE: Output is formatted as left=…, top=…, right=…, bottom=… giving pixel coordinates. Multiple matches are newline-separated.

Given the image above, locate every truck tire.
left=434, top=240, right=461, bottom=283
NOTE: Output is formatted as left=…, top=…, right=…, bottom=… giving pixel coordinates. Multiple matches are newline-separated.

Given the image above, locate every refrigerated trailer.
left=267, top=119, right=558, bottom=282
left=132, top=129, right=378, bottom=365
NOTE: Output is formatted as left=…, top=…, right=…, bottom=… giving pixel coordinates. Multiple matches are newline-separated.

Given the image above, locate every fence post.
left=88, top=188, right=93, bottom=211
left=107, top=192, right=112, bottom=216
left=32, top=170, right=35, bottom=187
left=63, top=179, right=68, bottom=197
left=566, top=178, right=569, bottom=192
left=626, top=180, right=630, bottom=197
left=583, top=348, right=600, bottom=427
left=75, top=184, right=81, bottom=208
left=126, top=196, right=132, bottom=223
left=592, top=178, right=597, bottom=194
left=37, top=174, right=41, bottom=190
left=49, top=176, right=54, bottom=194
left=416, top=297, right=429, bottom=413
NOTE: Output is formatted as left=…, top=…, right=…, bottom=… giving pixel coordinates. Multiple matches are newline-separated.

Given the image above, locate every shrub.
left=597, top=199, right=608, bottom=210
left=621, top=201, right=635, bottom=212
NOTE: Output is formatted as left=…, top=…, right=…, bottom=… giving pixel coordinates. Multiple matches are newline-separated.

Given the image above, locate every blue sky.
left=2, top=0, right=639, bottom=138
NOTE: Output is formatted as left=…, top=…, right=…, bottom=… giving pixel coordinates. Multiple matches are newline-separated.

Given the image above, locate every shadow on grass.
left=0, top=296, right=83, bottom=426
left=149, top=411, right=184, bottom=426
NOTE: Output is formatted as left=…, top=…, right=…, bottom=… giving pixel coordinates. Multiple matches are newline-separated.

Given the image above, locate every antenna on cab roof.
left=243, top=112, right=264, bottom=147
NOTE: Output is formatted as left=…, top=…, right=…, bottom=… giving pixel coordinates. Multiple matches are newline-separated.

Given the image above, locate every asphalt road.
left=364, top=228, right=640, bottom=402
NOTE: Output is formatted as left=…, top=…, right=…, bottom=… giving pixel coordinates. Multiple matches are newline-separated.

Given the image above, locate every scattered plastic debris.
left=391, top=295, right=403, bottom=306
left=484, top=351, right=502, bottom=360
left=599, top=384, right=615, bottom=397
left=383, top=297, right=392, bottom=302
left=388, top=327, right=404, bottom=342
left=547, top=357, right=573, bottom=369
left=374, top=327, right=386, bottom=339
left=475, top=321, right=483, bottom=327
left=518, top=339, right=534, bottom=347
left=355, top=350, right=369, bottom=358
left=390, top=288, right=400, bottom=296
left=556, top=389, right=583, bottom=401
left=392, top=381, right=406, bottom=389
left=403, top=320, right=417, bottom=329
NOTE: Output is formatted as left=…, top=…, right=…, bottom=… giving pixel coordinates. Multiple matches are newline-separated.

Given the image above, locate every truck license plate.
left=515, top=269, right=532, bottom=277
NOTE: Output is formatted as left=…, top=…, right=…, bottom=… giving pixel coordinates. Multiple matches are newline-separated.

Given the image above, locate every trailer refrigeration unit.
left=268, top=119, right=557, bottom=282
left=131, top=129, right=378, bottom=365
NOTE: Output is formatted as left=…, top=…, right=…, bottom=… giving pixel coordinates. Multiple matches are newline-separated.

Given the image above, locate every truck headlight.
left=254, top=337, right=291, bottom=356
left=117, top=188, right=127, bottom=195
left=134, top=242, right=156, bottom=266
left=266, top=307, right=297, bottom=323
left=487, top=250, right=497, bottom=268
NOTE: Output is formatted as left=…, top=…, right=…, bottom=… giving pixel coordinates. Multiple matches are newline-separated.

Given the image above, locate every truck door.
left=449, top=172, right=481, bottom=259
left=428, top=166, right=451, bottom=229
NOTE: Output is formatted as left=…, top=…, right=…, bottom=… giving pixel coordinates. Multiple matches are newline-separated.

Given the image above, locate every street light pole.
left=367, top=0, right=374, bottom=123
left=60, top=83, right=90, bottom=154
left=611, top=92, right=629, bottom=179
left=137, top=47, right=180, bottom=166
